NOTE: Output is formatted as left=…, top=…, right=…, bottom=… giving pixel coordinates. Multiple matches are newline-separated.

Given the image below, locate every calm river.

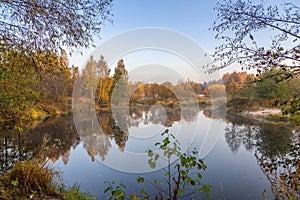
left=1, top=106, right=298, bottom=199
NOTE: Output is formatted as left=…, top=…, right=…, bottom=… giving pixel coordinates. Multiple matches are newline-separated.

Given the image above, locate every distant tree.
left=207, top=84, right=226, bottom=99
left=130, top=81, right=145, bottom=102
left=96, top=55, right=111, bottom=103
left=222, top=72, right=249, bottom=100
left=70, top=65, right=80, bottom=81
left=82, top=56, right=98, bottom=99
left=211, top=0, right=300, bottom=77
left=189, top=81, right=202, bottom=95
left=111, top=59, right=128, bottom=105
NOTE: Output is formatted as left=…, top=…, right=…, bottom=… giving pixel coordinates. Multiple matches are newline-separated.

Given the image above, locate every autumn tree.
left=211, top=0, right=300, bottom=77
left=222, top=72, right=249, bottom=100
left=0, top=50, right=72, bottom=130
left=0, top=50, right=39, bottom=130
left=82, top=56, right=98, bottom=100
left=207, top=84, right=226, bottom=99
left=0, top=0, right=113, bottom=129
left=129, top=81, right=145, bottom=102
left=96, top=55, right=112, bottom=103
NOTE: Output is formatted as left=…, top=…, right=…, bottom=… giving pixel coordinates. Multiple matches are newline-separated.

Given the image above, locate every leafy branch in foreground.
left=104, top=129, right=211, bottom=200
left=211, top=0, right=300, bottom=77
left=0, top=0, right=113, bottom=54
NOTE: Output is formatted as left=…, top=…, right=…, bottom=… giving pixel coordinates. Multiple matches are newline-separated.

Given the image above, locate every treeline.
left=206, top=70, right=300, bottom=115
left=78, top=55, right=205, bottom=107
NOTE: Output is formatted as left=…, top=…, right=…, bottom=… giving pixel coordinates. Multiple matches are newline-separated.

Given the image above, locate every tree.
left=111, top=59, right=129, bottom=105
left=0, top=0, right=113, bottom=54
left=211, top=0, right=300, bottom=77
left=207, top=84, right=226, bottom=99
left=82, top=56, right=98, bottom=99
left=130, top=81, right=145, bottom=102
left=255, top=69, right=292, bottom=102
left=96, top=55, right=111, bottom=103
left=0, top=49, right=72, bottom=130
left=222, top=72, right=249, bottom=100
left=0, top=50, right=39, bottom=131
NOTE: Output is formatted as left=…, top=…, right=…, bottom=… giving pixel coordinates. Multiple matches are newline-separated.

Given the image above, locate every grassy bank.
left=0, top=159, right=94, bottom=200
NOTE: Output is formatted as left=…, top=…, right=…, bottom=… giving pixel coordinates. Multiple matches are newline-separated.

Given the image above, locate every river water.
left=1, top=106, right=298, bottom=199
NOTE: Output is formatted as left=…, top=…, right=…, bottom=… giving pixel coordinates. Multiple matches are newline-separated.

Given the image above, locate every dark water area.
left=1, top=106, right=299, bottom=199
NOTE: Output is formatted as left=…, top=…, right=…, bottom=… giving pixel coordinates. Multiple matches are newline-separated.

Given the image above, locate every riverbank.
left=240, top=108, right=281, bottom=118
left=230, top=107, right=300, bottom=130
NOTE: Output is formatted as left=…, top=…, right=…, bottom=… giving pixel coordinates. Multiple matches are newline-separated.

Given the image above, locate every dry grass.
left=0, top=159, right=61, bottom=200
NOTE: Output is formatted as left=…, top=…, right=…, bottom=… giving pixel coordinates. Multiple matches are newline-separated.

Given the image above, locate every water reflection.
left=1, top=107, right=299, bottom=199
left=224, top=114, right=295, bottom=157
left=1, top=108, right=297, bottom=168
left=0, top=115, right=79, bottom=173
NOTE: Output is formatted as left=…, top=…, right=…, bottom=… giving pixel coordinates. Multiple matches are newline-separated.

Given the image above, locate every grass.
left=265, top=113, right=300, bottom=129
left=61, top=184, right=96, bottom=200
left=0, top=159, right=95, bottom=200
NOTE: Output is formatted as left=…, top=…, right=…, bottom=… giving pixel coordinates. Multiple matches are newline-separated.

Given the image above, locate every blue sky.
left=69, top=0, right=299, bottom=82
left=70, top=1, right=218, bottom=68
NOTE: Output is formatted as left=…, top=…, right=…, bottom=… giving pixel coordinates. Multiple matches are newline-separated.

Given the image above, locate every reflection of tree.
left=0, top=131, right=32, bottom=174
left=224, top=114, right=299, bottom=198
left=28, top=115, right=80, bottom=163
left=224, top=114, right=294, bottom=157
left=255, top=123, right=294, bottom=158
left=181, top=106, right=199, bottom=122
left=110, top=109, right=130, bottom=152
left=0, top=115, right=80, bottom=173
left=76, top=111, right=112, bottom=162
left=225, top=124, right=259, bottom=153
left=255, top=143, right=300, bottom=199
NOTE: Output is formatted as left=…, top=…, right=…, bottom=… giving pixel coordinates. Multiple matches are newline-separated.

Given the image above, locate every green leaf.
left=148, top=160, right=156, bottom=169
left=136, top=177, right=144, bottom=183
left=11, top=179, right=18, bottom=187
left=147, top=149, right=154, bottom=157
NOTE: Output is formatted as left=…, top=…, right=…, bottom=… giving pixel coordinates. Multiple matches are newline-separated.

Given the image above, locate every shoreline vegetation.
left=31, top=94, right=300, bottom=131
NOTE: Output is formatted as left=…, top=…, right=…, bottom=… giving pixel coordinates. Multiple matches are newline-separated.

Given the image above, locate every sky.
left=69, top=0, right=298, bottom=82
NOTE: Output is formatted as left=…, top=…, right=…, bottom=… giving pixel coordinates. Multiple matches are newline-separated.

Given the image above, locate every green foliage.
left=111, top=59, right=129, bottom=105
left=82, top=56, right=99, bottom=99
left=62, top=184, right=95, bottom=200
left=104, top=181, right=127, bottom=200
left=104, top=129, right=211, bottom=200
left=282, top=97, right=300, bottom=115
left=0, top=49, right=40, bottom=131
left=0, top=48, right=73, bottom=130
left=255, top=69, right=292, bottom=102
